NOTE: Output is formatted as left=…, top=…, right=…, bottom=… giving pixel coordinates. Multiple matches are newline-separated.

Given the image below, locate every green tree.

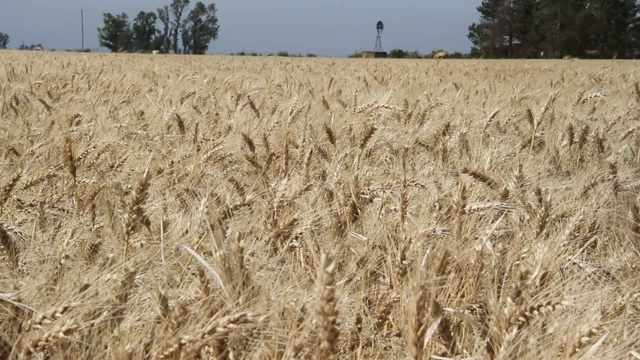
left=471, top=0, right=551, bottom=56
left=468, top=0, right=640, bottom=58
left=631, top=2, right=640, bottom=57
left=19, top=43, right=43, bottom=50
left=182, top=2, right=219, bottom=54
left=495, top=0, right=516, bottom=56
left=467, top=22, right=488, bottom=54
left=170, top=0, right=190, bottom=54
left=536, top=0, right=571, bottom=57
left=600, top=0, right=640, bottom=58
left=563, top=0, right=595, bottom=56
left=536, top=0, right=639, bottom=58
left=0, top=32, right=9, bottom=49
left=512, top=0, right=545, bottom=56
left=388, top=48, right=407, bottom=58
left=132, top=11, right=159, bottom=52
left=475, top=0, right=506, bottom=54
left=469, top=0, right=530, bottom=56
left=157, top=6, right=172, bottom=53
left=181, top=23, right=192, bottom=54
left=97, top=13, right=132, bottom=52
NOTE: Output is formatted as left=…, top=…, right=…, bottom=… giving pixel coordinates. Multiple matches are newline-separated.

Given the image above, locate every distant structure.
left=81, top=10, right=85, bottom=52
left=362, top=21, right=387, bottom=58
left=374, top=21, right=384, bottom=52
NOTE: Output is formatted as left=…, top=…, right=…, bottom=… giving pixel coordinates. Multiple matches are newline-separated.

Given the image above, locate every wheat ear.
left=0, top=168, right=21, bottom=208
left=408, top=282, right=428, bottom=360
left=122, top=168, right=151, bottom=257
left=316, top=253, right=340, bottom=358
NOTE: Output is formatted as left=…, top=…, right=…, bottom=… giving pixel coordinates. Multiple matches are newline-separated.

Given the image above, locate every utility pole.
left=81, top=10, right=85, bottom=51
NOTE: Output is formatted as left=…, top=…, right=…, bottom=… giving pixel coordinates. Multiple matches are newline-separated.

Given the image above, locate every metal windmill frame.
left=374, top=21, right=384, bottom=52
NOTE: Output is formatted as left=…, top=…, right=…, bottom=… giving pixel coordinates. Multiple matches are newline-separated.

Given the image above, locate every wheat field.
left=1, top=51, right=640, bottom=359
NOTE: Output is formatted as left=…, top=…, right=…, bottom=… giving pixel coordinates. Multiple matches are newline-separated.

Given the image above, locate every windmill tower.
left=374, top=21, right=384, bottom=52
left=362, top=21, right=387, bottom=58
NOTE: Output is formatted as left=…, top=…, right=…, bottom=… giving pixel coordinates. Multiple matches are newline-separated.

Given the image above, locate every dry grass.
left=1, top=51, right=640, bottom=359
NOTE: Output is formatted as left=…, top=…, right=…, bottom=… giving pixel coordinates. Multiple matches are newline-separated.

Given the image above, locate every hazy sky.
left=1, top=0, right=482, bottom=56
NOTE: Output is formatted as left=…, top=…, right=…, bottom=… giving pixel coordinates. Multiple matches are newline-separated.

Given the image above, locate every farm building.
left=361, top=51, right=387, bottom=58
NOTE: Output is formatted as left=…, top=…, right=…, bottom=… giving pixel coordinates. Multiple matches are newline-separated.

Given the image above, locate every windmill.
left=374, top=21, right=384, bottom=52
left=361, top=20, right=387, bottom=58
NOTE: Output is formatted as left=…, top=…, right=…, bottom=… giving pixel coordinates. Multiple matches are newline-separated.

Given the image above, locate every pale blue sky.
left=1, top=0, right=482, bottom=55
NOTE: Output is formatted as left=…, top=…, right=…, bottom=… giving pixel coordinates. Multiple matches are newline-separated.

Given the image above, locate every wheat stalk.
left=316, top=253, right=340, bottom=358
left=22, top=319, right=78, bottom=356
left=63, top=133, right=76, bottom=183
left=461, top=167, right=500, bottom=191
left=408, top=282, right=428, bottom=360
left=0, top=168, right=21, bottom=208
left=324, top=122, right=336, bottom=147
left=155, top=313, right=253, bottom=360
left=122, top=167, right=151, bottom=256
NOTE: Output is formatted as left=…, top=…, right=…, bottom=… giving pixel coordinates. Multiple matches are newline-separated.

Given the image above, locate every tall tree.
left=537, top=0, right=574, bottom=57
left=513, top=0, right=545, bottom=56
left=561, top=0, right=593, bottom=56
left=132, top=11, right=159, bottom=52
left=499, top=0, right=519, bottom=56
left=182, top=2, right=220, bottom=54
left=0, top=32, right=9, bottom=49
left=157, top=6, right=171, bottom=53
left=468, top=0, right=640, bottom=58
left=603, top=0, right=640, bottom=58
left=97, top=13, right=132, bottom=52
left=467, top=22, right=490, bottom=55
left=631, top=1, right=640, bottom=57
left=473, top=0, right=508, bottom=55
left=181, top=24, right=192, bottom=54
left=170, top=0, right=190, bottom=54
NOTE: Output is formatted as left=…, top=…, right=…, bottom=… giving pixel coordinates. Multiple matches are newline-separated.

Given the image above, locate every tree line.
left=0, top=32, right=8, bottom=49
left=468, top=0, right=640, bottom=58
left=98, top=0, right=219, bottom=54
